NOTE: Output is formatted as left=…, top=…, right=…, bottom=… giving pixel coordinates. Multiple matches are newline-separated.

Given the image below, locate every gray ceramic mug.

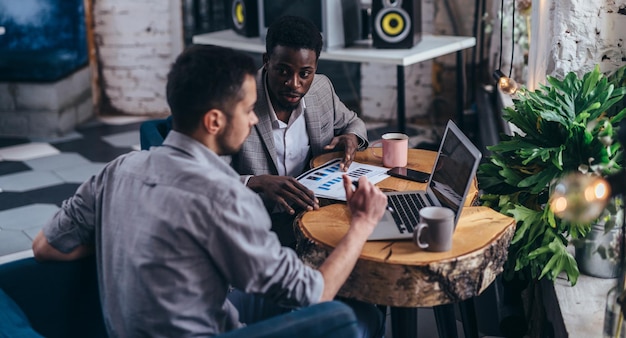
left=413, top=206, right=455, bottom=252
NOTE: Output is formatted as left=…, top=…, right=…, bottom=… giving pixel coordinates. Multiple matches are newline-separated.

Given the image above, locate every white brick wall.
left=525, top=0, right=625, bottom=89
left=550, top=0, right=626, bottom=77
left=94, top=0, right=182, bottom=115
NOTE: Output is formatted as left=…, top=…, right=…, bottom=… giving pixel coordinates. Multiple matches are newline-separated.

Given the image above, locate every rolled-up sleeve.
left=43, top=167, right=101, bottom=253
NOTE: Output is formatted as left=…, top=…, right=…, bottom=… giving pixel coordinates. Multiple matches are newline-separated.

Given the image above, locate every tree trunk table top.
left=297, top=149, right=516, bottom=308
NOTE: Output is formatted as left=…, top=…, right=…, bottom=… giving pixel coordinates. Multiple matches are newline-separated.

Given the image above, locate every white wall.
left=550, top=0, right=626, bottom=77
left=94, top=0, right=183, bottom=115
left=528, top=0, right=626, bottom=89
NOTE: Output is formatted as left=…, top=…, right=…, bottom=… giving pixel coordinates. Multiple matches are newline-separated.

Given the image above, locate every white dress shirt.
left=266, top=90, right=311, bottom=177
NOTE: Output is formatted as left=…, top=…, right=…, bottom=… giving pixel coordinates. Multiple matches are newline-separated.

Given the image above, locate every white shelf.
left=193, top=30, right=267, bottom=54
left=192, top=30, right=476, bottom=66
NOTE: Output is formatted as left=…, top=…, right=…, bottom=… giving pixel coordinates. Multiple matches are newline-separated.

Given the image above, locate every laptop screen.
left=428, top=123, right=480, bottom=219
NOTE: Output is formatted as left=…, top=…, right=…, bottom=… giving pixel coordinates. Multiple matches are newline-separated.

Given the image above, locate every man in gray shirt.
left=32, top=45, right=388, bottom=337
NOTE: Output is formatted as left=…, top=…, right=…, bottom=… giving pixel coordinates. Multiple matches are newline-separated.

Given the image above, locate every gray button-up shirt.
left=43, top=131, right=324, bottom=337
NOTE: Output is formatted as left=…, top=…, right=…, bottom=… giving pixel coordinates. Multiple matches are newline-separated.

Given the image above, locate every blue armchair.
left=0, top=256, right=360, bottom=338
left=0, top=257, right=106, bottom=338
left=139, top=116, right=172, bottom=150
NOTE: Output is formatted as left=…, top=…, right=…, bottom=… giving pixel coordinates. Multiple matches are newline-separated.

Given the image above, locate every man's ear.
left=201, top=109, right=224, bottom=135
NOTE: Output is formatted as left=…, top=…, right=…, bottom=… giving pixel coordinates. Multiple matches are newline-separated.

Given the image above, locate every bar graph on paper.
left=296, top=158, right=389, bottom=201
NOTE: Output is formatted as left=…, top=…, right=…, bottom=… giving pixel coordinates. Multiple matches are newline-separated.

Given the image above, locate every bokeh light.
left=550, top=172, right=611, bottom=222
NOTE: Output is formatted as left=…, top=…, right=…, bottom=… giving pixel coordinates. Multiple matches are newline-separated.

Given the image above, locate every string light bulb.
left=493, top=69, right=519, bottom=95
left=549, top=172, right=611, bottom=223
left=492, top=0, right=520, bottom=96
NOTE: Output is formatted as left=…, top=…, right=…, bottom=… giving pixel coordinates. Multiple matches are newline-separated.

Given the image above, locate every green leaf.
left=581, top=65, right=600, bottom=97
left=541, top=110, right=569, bottom=126
left=508, top=205, right=543, bottom=243
left=530, top=237, right=579, bottom=285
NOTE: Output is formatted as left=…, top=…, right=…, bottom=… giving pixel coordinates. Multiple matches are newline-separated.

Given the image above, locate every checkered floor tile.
left=0, top=117, right=143, bottom=258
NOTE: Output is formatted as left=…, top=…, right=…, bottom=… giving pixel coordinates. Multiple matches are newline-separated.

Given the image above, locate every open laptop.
left=368, top=120, right=482, bottom=240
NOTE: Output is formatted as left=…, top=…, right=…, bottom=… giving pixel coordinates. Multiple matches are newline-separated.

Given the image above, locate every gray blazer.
left=231, top=68, right=369, bottom=177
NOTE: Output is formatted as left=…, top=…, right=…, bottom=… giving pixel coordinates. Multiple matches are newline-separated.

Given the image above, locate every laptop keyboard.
left=387, top=193, right=429, bottom=233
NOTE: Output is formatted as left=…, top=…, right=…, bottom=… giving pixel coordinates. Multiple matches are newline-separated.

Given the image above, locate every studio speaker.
left=372, top=0, right=421, bottom=49
left=229, top=0, right=259, bottom=37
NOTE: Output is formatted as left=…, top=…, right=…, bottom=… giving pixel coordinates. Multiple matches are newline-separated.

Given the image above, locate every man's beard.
left=216, top=124, right=247, bottom=156
left=270, top=89, right=301, bottom=112
left=276, top=99, right=299, bottom=112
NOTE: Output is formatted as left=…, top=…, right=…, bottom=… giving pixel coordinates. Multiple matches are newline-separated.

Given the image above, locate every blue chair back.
left=0, top=257, right=106, bottom=338
left=140, top=116, right=172, bottom=150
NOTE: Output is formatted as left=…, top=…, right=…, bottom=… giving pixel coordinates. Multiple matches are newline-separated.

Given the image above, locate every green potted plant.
left=478, top=64, right=626, bottom=285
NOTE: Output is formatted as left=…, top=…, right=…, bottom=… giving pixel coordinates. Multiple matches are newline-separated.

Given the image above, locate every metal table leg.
left=459, top=298, right=480, bottom=338
left=397, top=51, right=463, bottom=133
left=397, top=65, right=406, bottom=134
left=433, top=304, right=459, bottom=338
left=390, top=306, right=417, bottom=338
left=456, top=50, right=464, bottom=130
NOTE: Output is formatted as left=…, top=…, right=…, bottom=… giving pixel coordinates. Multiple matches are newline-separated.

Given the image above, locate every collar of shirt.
left=264, top=82, right=311, bottom=177
left=162, top=130, right=240, bottom=179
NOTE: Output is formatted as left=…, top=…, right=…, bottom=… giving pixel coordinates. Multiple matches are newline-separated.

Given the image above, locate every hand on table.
left=324, top=134, right=359, bottom=172
left=247, top=175, right=319, bottom=214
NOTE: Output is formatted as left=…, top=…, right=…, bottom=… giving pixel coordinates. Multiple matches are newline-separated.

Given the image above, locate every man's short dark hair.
left=265, top=16, right=323, bottom=60
left=166, top=45, right=257, bottom=134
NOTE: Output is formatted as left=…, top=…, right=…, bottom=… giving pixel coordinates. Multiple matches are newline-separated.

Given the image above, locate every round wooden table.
left=297, top=149, right=516, bottom=338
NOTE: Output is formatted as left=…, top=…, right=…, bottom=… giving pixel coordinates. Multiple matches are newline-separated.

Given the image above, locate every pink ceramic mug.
left=371, top=133, right=409, bottom=168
